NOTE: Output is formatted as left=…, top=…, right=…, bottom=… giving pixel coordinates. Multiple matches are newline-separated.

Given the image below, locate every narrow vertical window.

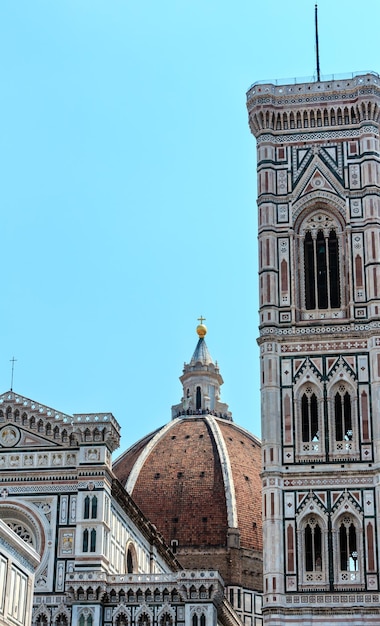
left=335, top=390, right=352, bottom=444
left=302, top=394, right=309, bottom=441
left=90, top=529, right=96, bottom=552
left=196, top=386, right=201, bottom=410
left=127, top=548, right=134, bottom=573
left=84, top=496, right=90, bottom=520
left=329, top=230, right=340, bottom=307
left=305, top=518, right=322, bottom=571
left=316, top=231, right=328, bottom=308
left=339, top=519, right=358, bottom=571
left=83, top=529, right=89, bottom=552
left=302, top=392, right=319, bottom=443
left=91, top=496, right=98, bottom=519
left=304, top=232, right=315, bottom=309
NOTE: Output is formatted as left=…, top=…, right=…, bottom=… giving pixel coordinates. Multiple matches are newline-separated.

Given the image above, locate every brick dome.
left=114, top=415, right=262, bottom=551
left=114, top=328, right=263, bottom=591
left=113, top=414, right=262, bottom=590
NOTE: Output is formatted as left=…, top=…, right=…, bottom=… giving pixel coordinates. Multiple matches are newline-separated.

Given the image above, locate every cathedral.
left=1, top=69, right=380, bottom=626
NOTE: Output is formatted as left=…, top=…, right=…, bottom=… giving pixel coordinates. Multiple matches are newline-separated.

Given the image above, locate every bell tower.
left=247, top=72, right=380, bottom=624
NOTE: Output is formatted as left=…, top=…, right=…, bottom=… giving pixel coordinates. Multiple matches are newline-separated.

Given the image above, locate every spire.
left=171, top=321, right=232, bottom=421
left=190, top=322, right=214, bottom=366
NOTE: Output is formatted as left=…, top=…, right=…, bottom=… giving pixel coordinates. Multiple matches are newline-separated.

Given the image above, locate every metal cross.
left=10, top=357, right=17, bottom=391
left=197, top=316, right=206, bottom=325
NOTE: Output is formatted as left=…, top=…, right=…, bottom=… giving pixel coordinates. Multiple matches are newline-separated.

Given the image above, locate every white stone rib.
left=206, top=416, right=238, bottom=529
left=125, top=420, right=179, bottom=494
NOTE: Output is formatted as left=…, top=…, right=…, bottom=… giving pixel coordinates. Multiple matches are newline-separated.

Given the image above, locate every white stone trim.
left=125, top=421, right=179, bottom=494
left=206, top=416, right=238, bottom=529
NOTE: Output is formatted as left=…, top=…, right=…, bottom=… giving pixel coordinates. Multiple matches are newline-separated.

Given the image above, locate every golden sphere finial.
left=196, top=316, right=207, bottom=338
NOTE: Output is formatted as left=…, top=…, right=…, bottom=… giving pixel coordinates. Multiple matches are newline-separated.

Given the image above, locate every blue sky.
left=1, top=0, right=379, bottom=453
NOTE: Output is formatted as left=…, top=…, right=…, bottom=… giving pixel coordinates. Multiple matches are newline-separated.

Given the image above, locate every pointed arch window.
left=297, top=386, right=324, bottom=461
left=304, top=229, right=340, bottom=310
left=299, top=514, right=329, bottom=588
left=305, top=518, right=322, bottom=572
left=339, top=518, right=358, bottom=572
left=335, top=390, right=352, bottom=443
left=160, top=614, right=173, bottom=626
left=127, top=549, right=133, bottom=573
left=137, top=613, right=150, bottom=626
left=302, top=392, right=319, bottom=445
left=333, top=514, right=363, bottom=586
left=330, top=384, right=359, bottom=460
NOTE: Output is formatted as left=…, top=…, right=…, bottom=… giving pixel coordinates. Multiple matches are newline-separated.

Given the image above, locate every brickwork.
left=217, top=420, right=262, bottom=550
left=118, top=418, right=229, bottom=547
left=114, top=430, right=160, bottom=486
left=113, top=414, right=263, bottom=592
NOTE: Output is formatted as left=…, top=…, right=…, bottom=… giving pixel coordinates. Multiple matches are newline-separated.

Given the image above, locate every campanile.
left=247, top=72, right=380, bottom=624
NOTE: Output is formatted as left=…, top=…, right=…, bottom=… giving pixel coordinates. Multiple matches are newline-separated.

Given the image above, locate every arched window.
left=332, top=513, right=363, bottom=586
left=83, top=529, right=89, bottom=552
left=160, top=614, right=173, bottom=626
left=302, top=391, right=319, bottom=444
left=192, top=616, right=198, bottom=626
left=84, top=496, right=90, bottom=520
left=299, top=513, right=329, bottom=588
left=125, top=542, right=137, bottom=574
left=330, top=383, right=359, bottom=460
left=297, top=385, right=324, bottom=461
left=335, top=390, right=352, bottom=443
left=127, top=548, right=133, bottom=573
left=82, top=528, right=96, bottom=553
left=91, top=496, right=97, bottom=519
left=339, top=517, right=358, bottom=572
left=137, top=613, right=150, bottom=626
left=196, top=386, right=201, bottom=410
left=305, top=517, right=322, bottom=571
left=304, top=229, right=340, bottom=310
left=55, top=615, right=68, bottom=626
left=90, top=529, right=96, bottom=552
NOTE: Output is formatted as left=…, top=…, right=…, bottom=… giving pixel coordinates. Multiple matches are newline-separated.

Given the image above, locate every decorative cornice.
left=256, top=125, right=378, bottom=144
left=259, top=319, right=380, bottom=338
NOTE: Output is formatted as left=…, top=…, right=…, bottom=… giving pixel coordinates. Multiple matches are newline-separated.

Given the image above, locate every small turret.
left=171, top=322, right=232, bottom=420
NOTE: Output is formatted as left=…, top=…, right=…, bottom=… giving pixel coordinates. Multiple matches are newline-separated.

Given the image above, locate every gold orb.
left=196, top=324, right=207, bottom=338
